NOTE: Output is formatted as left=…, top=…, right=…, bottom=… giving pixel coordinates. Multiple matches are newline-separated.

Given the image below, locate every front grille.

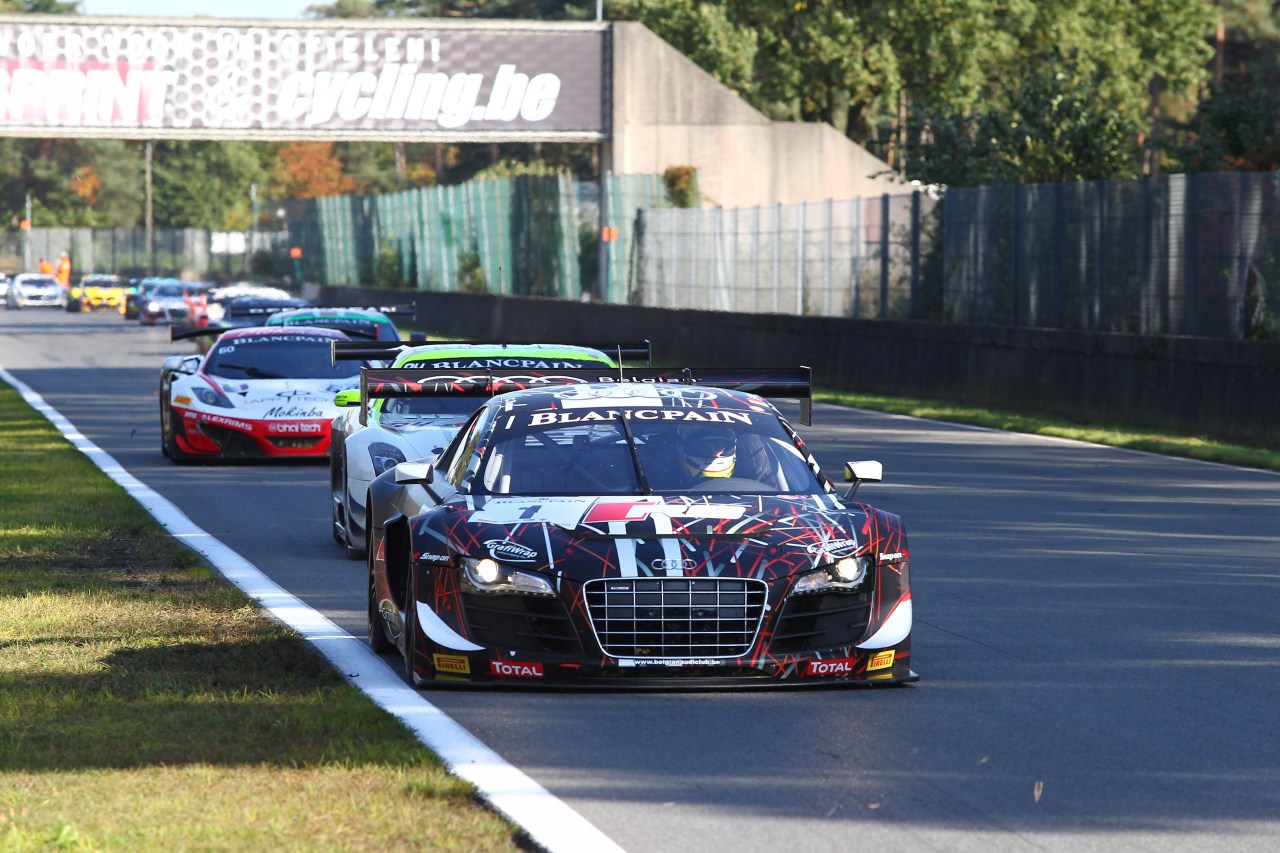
left=266, top=436, right=324, bottom=450
left=461, top=592, right=582, bottom=655
left=196, top=423, right=263, bottom=457
left=584, top=577, right=767, bottom=659
left=770, top=589, right=873, bottom=654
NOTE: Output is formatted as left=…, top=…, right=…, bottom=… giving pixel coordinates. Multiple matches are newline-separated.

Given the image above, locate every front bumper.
left=172, top=406, right=332, bottom=458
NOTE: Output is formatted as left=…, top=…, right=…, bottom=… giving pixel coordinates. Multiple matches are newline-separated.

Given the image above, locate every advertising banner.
left=0, top=16, right=607, bottom=141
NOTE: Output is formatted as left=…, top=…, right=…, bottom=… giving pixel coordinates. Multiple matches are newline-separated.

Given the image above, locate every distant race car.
left=159, top=325, right=361, bottom=461
left=327, top=340, right=650, bottom=558
left=139, top=280, right=212, bottom=325
left=122, top=278, right=168, bottom=320
left=364, top=369, right=917, bottom=688
left=208, top=288, right=311, bottom=328
left=265, top=305, right=423, bottom=343
left=66, top=274, right=128, bottom=312
left=5, top=273, right=64, bottom=308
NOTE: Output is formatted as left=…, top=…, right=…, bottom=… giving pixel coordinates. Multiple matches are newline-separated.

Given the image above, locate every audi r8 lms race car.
left=327, top=341, right=650, bottom=559
left=364, top=369, right=916, bottom=688
left=159, top=325, right=361, bottom=461
left=265, top=305, right=423, bottom=343
left=5, top=273, right=63, bottom=308
left=139, top=280, right=212, bottom=325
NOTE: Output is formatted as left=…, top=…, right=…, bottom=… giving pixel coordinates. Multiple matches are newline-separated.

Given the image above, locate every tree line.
left=5, top=0, right=1280, bottom=229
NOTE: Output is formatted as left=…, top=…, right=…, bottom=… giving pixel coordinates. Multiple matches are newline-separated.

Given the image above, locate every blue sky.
left=78, top=0, right=317, bottom=19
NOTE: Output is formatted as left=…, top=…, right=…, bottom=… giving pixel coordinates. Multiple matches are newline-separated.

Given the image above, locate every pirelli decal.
left=433, top=653, right=471, bottom=675
left=867, top=650, right=895, bottom=671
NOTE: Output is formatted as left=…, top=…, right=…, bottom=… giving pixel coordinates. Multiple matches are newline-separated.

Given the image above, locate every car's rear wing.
left=169, top=323, right=375, bottom=342
left=330, top=339, right=654, bottom=368
left=351, top=365, right=812, bottom=426
left=170, top=324, right=227, bottom=342
left=318, top=303, right=417, bottom=318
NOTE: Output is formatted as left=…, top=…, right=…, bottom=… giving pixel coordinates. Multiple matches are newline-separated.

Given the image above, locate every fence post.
left=796, top=200, right=806, bottom=315
left=772, top=206, right=781, bottom=314
left=909, top=190, right=921, bottom=319
left=825, top=199, right=834, bottom=317
left=1011, top=185, right=1023, bottom=326
left=1185, top=174, right=1199, bottom=335
left=879, top=193, right=890, bottom=319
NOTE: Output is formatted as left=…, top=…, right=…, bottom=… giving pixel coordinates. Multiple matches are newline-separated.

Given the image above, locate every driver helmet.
left=677, top=424, right=736, bottom=479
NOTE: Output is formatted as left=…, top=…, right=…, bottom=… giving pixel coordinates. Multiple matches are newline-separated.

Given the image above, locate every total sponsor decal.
left=433, top=653, right=471, bottom=675
left=804, top=657, right=856, bottom=677
left=489, top=660, right=544, bottom=679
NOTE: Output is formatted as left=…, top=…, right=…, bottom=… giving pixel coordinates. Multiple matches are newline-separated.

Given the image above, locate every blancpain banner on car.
left=0, top=16, right=606, bottom=141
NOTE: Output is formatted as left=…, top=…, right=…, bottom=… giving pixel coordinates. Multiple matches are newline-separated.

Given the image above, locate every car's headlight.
left=367, top=442, right=407, bottom=476
left=192, top=386, right=235, bottom=409
left=460, top=557, right=556, bottom=597
left=146, top=300, right=161, bottom=312
left=792, top=554, right=871, bottom=595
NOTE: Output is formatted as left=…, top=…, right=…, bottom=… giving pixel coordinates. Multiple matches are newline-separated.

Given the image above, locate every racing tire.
left=368, top=556, right=394, bottom=655
left=329, top=455, right=345, bottom=544
left=161, top=402, right=194, bottom=464
left=340, top=464, right=363, bottom=560
left=402, top=560, right=423, bottom=686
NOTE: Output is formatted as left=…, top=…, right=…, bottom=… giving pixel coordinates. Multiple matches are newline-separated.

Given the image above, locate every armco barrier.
left=319, top=286, right=1280, bottom=445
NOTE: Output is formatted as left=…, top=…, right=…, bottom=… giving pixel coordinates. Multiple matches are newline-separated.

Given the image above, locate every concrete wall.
left=609, top=23, right=907, bottom=208
left=319, top=286, right=1280, bottom=445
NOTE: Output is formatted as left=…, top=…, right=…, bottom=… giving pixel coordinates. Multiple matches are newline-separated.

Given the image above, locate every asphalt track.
left=3, top=307, right=1280, bottom=853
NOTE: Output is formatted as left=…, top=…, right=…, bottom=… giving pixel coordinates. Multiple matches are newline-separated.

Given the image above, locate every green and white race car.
left=327, top=340, right=650, bottom=558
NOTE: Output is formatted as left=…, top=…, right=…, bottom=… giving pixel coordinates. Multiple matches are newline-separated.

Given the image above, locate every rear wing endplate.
left=352, top=365, right=812, bottom=426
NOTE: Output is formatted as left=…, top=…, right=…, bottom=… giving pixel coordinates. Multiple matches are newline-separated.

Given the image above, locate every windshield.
left=380, top=395, right=484, bottom=425
left=204, top=337, right=360, bottom=380
left=471, top=410, right=824, bottom=496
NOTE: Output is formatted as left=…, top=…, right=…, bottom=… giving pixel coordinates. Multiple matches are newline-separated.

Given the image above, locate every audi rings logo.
left=484, top=539, right=538, bottom=563
left=651, top=558, right=696, bottom=573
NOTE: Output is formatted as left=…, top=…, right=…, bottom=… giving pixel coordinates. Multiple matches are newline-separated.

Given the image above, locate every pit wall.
left=318, top=286, right=1280, bottom=445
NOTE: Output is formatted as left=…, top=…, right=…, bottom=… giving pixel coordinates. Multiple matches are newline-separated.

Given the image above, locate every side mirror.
left=842, top=460, right=883, bottom=500
left=162, top=355, right=195, bottom=374
left=334, top=388, right=361, bottom=407
left=393, top=460, right=435, bottom=484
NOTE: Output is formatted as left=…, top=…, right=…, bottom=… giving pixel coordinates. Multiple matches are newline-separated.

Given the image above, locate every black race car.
left=364, top=368, right=916, bottom=688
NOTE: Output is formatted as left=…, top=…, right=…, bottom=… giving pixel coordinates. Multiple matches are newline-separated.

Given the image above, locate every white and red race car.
left=160, top=325, right=359, bottom=461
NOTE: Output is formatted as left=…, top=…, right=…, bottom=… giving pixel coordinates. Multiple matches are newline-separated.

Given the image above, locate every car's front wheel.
left=341, top=460, right=363, bottom=560
left=402, top=559, right=423, bottom=686
left=160, top=400, right=193, bottom=463
left=368, top=553, right=393, bottom=655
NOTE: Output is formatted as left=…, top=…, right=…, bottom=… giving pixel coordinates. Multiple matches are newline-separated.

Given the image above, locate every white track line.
left=0, top=366, right=624, bottom=853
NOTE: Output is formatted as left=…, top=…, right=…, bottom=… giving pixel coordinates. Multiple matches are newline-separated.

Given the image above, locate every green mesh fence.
left=296, top=173, right=596, bottom=297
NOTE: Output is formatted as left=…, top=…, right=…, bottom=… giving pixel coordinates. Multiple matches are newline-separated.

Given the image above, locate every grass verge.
left=815, top=388, right=1280, bottom=472
left=0, top=382, right=521, bottom=852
